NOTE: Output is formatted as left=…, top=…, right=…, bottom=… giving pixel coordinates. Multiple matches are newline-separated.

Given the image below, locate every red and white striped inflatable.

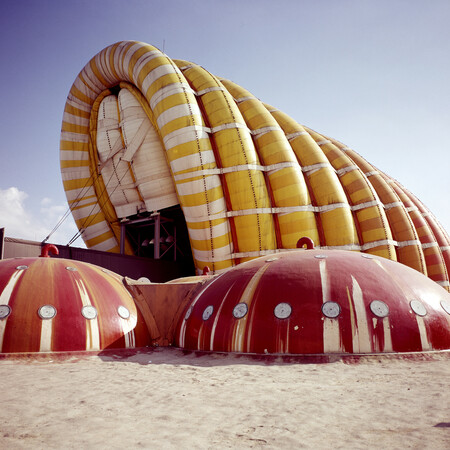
left=0, top=253, right=150, bottom=353
left=176, top=245, right=450, bottom=354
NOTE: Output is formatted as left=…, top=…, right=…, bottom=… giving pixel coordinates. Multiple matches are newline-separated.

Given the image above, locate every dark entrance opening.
left=120, top=205, right=195, bottom=276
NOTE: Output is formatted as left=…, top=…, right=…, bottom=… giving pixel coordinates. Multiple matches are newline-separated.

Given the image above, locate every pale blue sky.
left=0, top=0, right=449, bottom=245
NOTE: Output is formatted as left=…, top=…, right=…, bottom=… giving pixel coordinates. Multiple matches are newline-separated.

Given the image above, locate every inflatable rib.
left=60, top=41, right=450, bottom=290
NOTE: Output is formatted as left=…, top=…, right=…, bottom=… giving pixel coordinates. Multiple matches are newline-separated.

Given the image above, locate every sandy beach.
left=0, top=349, right=449, bottom=449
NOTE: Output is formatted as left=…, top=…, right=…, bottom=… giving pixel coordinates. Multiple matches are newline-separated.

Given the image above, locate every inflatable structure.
left=1, top=242, right=449, bottom=355
left=0, top=245, right=151, bottom=353
left=4, top=41, right=450, bottom=358
left=175, top=242, right=450, bottom=354
left=60, top=41, right=449, bottom=290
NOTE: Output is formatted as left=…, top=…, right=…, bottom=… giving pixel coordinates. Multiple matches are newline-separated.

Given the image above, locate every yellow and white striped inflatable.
left=60, top=41, right=450, bottom=289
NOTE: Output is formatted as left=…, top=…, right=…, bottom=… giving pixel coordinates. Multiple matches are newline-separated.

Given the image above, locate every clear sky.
left=0, top=0, right=449, bottom=247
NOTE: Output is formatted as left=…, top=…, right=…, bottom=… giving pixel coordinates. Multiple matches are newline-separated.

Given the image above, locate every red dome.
left=175, top=248, right=450, bottom=354
left=0, top=257, right=151, bottom=353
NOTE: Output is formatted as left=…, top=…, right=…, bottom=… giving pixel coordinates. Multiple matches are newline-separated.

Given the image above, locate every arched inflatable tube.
left=60, top=41, right=450, bottom=290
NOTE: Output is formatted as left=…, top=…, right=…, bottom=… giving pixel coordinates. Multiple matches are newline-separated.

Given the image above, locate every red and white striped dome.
left=0, top=254, right=151, bottom=353
left=175, top=245, right=450, bottom=354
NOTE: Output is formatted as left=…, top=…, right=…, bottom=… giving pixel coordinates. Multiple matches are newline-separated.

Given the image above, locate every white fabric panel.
left=234, top=96, right=254, bottom=103
left=63, top=112, right=90, bottom=127
left=421, top=242, right=439, bottom=249
left=95, top=51, right=116, bottom=85
left=73, top=77, right=97, bottom=101
left=65, top=186, right=96, bottom=202
left=121, top=120, right=151, bottom=161
left=192, top=245, right=234, bottom=263
left=172, top=162, right=298, bottom=181
left=113, top=41, right=134, bottom=80
left=141, top=64, right=178, bottom=96
left=336, top=165, right=360, bottom=176
left=150, top=83, right=194, bottom=110
left=98, top=117, right=119, bottom=131
left=100, top=46, right=116, bottom=83
left=302, top=162, right=334, bottom=173
left=188, top=220, right=230, bottom=241
left=286, top=131, right=308, bottom=140
left=185, top=203, right=351, bottom=222
left=97, top=95, right=120, bottom=160
left=115, top=202, right=143, bottom=218
left=133, top=50, right=163, bottom=84
left=196, top=86, right=226, bottom=96
left=81, top=63, right=107, bottom=93
left=65, top=96, right=91, bottom=113
left=397, top=240, right=422, bottom=247
left=101, top=159, right=142, bottom=210
left=183, top=197, right=227, bottom=219
left=360, top=239, right=397, bottom=250
left=144, top=193, right=178, bottom=212
left=157, top=104, right=193, bottom=129
left=170, top=150, right=216, bottom=174
left=60, top=150, right=89, bottom=161
left=60, top=131, right=89, bottom=143
left=118, top=89, right=178, bottom=213
left=72, top=203, right=101, bottom=222
left=210, top=122, right=249, bottom=133
left=384, top=202, right=403, bottom=210
left=79, top=221, right=111, bottom=240
left=176, top=174, right=222, bottom=196
left=90, top=236, right=119, bottom=252
left=61, top=167, right=90, bottom=180
left=122, top=43, right=146, bottom=81
left=68, top=197, right=97, bottom=209
left=163, top=126, right=210, bottom=151
left=97, top=94, right=142, bottom=218
left=252, top=126, right=283, bottom=137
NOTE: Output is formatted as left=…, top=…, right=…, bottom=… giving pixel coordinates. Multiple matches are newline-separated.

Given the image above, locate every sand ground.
left=0, top=348, right=449, bottom=449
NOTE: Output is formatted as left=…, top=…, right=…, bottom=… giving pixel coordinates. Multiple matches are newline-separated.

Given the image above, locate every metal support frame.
left=119, top=213, right=179, bottom=261
left=120, top=221, right=126, bottom=254
left=154, top=213, right=161, bottom=259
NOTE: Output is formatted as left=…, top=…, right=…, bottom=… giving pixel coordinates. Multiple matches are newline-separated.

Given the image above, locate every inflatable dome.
left=175, top=243, right=450, bottom=354
left=0, top=247, right=151, bottom=353
left=60, top=41, right=449, bottom=290
left=1, top=244, right=449, bottom=356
